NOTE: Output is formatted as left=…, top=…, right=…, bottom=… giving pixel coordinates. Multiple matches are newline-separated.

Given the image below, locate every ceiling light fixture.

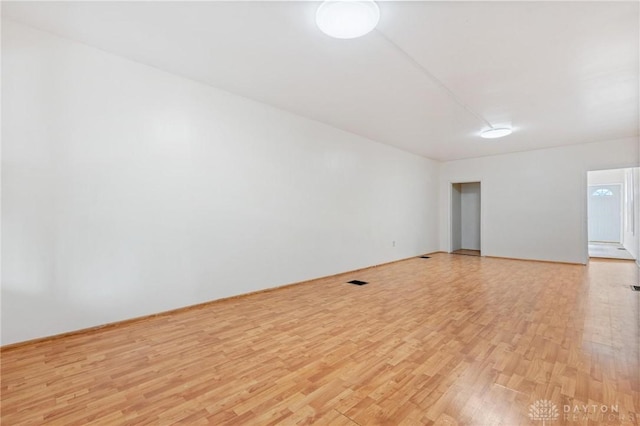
left=316, top=0, right=380, bottom=39
left=480, top=127, right=513, bottom=139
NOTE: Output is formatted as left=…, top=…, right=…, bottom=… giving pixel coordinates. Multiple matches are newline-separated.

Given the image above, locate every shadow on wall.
left=1, top=290, right=112, bottom=346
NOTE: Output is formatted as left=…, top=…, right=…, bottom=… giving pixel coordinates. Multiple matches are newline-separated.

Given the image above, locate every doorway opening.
left=451, top=182, right=481, bottom=256
left=587, top=168, right=638, bottom=261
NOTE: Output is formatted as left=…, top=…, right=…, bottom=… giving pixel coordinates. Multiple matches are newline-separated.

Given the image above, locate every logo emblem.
left=529, top=400, right=559, bottom=425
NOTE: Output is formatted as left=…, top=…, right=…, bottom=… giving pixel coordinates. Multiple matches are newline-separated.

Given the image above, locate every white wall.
left=460, top=182, right=481, bottom=250
left=588, top=168, right=625, bottom=186
left=1, top=21, right=440, bottom=345
left=440, top=138, right=639, bottom=264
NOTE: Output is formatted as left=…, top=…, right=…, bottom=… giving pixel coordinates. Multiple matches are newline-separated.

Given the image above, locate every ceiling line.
left=375, top=29, right=495, bottom=130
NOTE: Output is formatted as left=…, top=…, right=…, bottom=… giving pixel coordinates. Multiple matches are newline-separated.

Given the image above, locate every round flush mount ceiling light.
left=480, top=127, right=513, bottom=139
left=316, top=0, right=380, bottom=39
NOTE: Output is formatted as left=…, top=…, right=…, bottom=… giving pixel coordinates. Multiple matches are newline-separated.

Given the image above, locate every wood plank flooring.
left=1, top=254, right=638, bottom=425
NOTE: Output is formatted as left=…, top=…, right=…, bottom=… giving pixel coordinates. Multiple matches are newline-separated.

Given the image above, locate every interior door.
left=588, top=184, right=622, bottom=242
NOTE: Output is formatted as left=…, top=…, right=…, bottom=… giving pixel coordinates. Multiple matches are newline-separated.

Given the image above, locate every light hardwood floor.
left=1, top=254, right=638, bottom=425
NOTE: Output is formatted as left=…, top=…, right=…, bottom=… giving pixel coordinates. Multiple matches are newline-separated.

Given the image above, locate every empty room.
left=1, top=1, right=638, bottom=425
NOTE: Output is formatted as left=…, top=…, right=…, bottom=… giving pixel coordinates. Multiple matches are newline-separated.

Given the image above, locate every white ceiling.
left=3, top=1, right=638, bottom=161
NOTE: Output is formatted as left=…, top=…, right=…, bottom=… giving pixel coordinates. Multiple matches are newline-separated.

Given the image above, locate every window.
left=592, top=188, right=613, bottom=196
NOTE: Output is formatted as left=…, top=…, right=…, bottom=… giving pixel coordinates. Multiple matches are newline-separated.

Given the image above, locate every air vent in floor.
left=347, top=280, right=368, bottom=286
left=631, top=285, right=640, bottom=292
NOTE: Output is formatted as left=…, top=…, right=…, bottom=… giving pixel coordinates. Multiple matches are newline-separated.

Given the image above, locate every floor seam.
left=333, top=408, right=361, bottom=425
